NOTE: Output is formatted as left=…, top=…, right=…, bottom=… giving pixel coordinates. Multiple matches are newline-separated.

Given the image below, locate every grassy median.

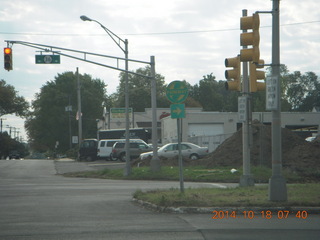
left=133, top=184, right=319, bottom=208
left=63, top=165, right=319, bottom=208
left=63, top=165, right=316, bottom=183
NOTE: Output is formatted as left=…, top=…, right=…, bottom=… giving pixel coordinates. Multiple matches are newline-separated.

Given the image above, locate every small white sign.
left=266, top=76, right=278, bottom=111
left=238, top=96, right=247, bottom=122
left=72, top=136, right=78, bottom=144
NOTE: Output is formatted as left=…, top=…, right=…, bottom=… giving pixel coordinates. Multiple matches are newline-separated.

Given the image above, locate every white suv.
left=97, top=139, right=123, bottom=160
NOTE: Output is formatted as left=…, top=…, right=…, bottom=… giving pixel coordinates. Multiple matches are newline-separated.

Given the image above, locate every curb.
left=132, top=198, right=320, bottom=214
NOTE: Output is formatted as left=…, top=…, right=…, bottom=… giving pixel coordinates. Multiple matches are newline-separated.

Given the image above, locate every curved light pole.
left=80, top=15, right=131, bottom=176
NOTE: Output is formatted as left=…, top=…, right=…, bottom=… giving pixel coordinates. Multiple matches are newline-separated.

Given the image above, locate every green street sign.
left=35, top=55, right=60, bottom=64
left=110, top=108, right=133, bottom=119
left=166, top=80, right=188, bottom=103
left=170, top=104, right=185, bottom=119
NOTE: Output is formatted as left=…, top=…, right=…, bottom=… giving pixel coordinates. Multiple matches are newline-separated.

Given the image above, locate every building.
left=97, top=108, right=320, bottom=150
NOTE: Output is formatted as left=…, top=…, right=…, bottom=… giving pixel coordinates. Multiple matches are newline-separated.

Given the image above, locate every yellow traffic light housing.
left=225, top=56, right=241, bottom=91
left=249, top=60, right=266, bottom=92
left=4, top=47, right=13, bottom=71
left=240, top=13, right=260, bottom=63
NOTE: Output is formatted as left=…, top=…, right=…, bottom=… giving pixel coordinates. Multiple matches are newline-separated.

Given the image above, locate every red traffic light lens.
left=4, top=48, right=12, bottom=54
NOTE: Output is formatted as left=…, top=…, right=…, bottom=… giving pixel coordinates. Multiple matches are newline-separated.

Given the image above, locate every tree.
left=189, top=73, right=239, bottom=111
left=0, top=80, right=29, bottom=117
left=114, top=66, right=169, bottom=111
left=284, top=71, right=319, bottom=111
left=25, top=72, right=108, bottom=153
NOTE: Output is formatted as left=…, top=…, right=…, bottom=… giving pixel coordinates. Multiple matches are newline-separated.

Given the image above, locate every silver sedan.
left=140, top=142, right=208, bottom=160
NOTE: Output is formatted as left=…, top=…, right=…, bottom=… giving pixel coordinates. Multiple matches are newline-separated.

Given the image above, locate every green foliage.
left=283, top=71, right=319, bottom=111
left=0, top=80, right=29, bottom=117
left=114, top=66, right=170, bottom=111
left=0, top=132, right=29, bottom=159
left=25, top=72, right=108, bottom=153
left=189, top=73, right=240, bottom=111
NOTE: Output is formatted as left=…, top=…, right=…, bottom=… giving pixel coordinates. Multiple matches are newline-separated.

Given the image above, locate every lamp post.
left=80, top=15, right=131, bottom=176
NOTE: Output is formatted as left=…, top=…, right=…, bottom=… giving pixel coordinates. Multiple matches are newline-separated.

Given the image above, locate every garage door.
left=188, top=123, right=224, bottom=137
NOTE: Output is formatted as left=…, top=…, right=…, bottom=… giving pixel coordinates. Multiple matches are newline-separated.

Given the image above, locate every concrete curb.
left=132, top=198, right=320, bottom=214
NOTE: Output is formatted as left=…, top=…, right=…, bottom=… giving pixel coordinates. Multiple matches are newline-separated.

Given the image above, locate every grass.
left=133, top=184, right=320, bottom=208
left=63, top=165, right=315, bottom=183
left=63, top=165, right=319, bottom=208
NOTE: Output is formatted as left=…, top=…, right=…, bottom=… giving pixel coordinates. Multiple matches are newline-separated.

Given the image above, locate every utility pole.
left=268, top=0, right=287, bottom=201
left=76, top=68, right=82, bottom=149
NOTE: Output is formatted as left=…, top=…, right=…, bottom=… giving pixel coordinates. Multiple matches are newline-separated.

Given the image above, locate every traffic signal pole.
left=240, top=9, right=254, bottom=187
left=268, top=0, right=287, bottom=201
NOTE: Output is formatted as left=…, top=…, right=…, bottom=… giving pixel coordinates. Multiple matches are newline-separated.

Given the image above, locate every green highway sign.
left=170, top=104, right=185, bottom=119
left=166, top=80, right=188, bottom=103
left=110, top=108, right=133, bottom=119
left=35, top=55, right=60, bottom=64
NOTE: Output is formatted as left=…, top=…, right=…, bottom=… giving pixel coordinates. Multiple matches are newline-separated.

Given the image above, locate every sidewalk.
left=54, top=158, right=93, bottom=174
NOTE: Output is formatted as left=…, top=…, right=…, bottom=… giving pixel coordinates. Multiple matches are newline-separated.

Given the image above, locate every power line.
left=0, top=20, right=319, bottom=37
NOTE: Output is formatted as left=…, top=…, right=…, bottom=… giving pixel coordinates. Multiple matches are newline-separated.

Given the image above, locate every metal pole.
left=269, top=0, right=287, bottom=201
left=240, top=9, right=254, bottom=187
left=177, top=118, right=184, bottom=193
left=150, top=56, right=161, bottom=172
left=124, top=39, right=131, bottom=176
left=77, top=67, right=82, bottom=150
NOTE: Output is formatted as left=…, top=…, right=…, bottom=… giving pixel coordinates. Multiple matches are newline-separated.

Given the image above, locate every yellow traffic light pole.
left=239, top=9, right=254, bottom=187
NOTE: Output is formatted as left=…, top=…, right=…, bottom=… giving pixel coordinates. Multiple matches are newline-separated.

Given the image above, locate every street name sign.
left=35, top=55, right=60, bottom=64
left=166, top=80, right=188, bottom=104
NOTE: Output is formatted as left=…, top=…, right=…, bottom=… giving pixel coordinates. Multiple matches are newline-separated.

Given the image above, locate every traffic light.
left=249, top=60, right=265, bottom=92
left=225, top=55, right=241, bottom=91
left=4, top=47, right=13, bottom=71
left=240, top=13, right=260, bottom=63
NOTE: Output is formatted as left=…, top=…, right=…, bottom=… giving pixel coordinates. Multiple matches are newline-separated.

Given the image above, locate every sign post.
left=166, top=80, right=188, bottom=193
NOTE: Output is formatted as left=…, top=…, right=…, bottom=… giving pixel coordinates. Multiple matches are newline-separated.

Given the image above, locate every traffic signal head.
left=4, top=47, right=13, bottom=71
left=240, top=13, right=260, bottom=63
left=225, top=56, right=241, bottom=91
left=249, top=60, right=266, bottom=92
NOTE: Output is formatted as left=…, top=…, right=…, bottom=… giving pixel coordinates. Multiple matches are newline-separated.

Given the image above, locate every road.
left=0, top=159, right=319, bottom=240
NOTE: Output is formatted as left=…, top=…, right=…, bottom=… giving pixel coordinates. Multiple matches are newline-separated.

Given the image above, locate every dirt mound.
left=200, top=122, right=320, bottom=171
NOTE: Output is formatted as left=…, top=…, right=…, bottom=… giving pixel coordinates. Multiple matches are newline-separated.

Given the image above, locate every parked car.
left=9, top=150, right=20, bottom=160
left=305, top=136, right=316, bottom=142
left=112, top=139, right=152, bottom=162
left=97, top=139, right=123, bottom=160
left=79, top=139, right=98, bottom=161
left=140, top=142, right=208, bottom=160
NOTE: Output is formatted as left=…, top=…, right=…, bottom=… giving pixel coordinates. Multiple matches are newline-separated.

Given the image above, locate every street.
left=0, top=159, right=319, bottom=240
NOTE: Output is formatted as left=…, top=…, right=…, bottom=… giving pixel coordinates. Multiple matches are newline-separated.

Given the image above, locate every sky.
left=1, top=0, right=319, bottom=141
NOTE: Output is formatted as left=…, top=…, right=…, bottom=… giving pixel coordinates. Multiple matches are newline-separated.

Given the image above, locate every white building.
left=97, top=108, right=320, bottom=150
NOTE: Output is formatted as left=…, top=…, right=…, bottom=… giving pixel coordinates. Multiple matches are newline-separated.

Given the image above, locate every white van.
left=97, top=139, right=123, bottom=160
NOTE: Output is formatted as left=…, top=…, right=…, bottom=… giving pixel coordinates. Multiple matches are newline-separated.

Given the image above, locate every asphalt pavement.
left=0, top=159, right=319, bottom=240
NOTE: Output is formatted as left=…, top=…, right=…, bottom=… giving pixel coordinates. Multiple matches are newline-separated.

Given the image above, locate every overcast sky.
left=1, top=0, right=319, bottom=141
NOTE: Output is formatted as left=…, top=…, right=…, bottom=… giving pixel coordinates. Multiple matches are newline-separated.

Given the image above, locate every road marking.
left=88, top=162, right=125, bottom=166
left=205, top=183, right=228, bottom=189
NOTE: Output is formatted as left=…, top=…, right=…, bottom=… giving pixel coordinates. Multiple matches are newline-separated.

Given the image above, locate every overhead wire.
left=0, top=20, right=319, bottom=37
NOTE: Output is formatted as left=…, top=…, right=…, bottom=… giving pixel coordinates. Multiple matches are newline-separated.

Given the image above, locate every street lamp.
left=80, top=15, right=131, bottom=176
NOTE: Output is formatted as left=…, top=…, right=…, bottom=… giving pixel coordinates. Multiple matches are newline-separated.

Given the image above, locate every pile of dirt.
left=200, top=121, right=320, bottom=171
left=133, top=122, right=320, bottom=172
